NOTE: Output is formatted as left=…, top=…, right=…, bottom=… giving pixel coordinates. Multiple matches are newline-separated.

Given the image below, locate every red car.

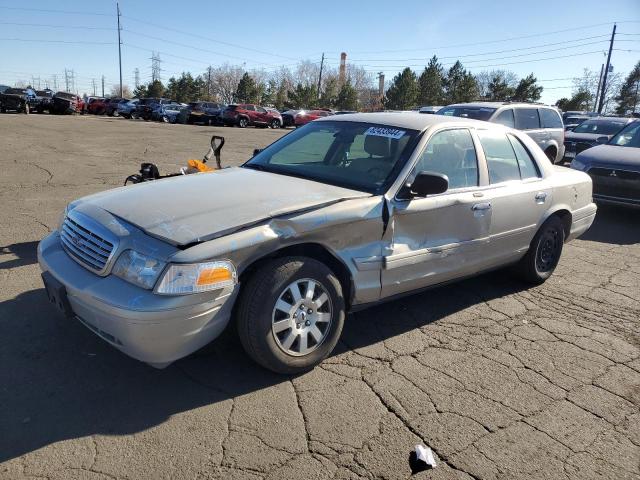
left=222, top=104, right=283, bottom=128
left=87, top=97, right=108, bottom=115
left=294, top=109, right=333, bottom=127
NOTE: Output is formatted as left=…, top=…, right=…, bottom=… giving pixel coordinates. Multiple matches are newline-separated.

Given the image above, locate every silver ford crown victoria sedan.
left=38, top=113, right=597, bottom=373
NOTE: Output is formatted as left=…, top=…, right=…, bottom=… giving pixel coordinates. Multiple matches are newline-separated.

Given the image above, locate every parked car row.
left=0, top=87, right=86, bottom=115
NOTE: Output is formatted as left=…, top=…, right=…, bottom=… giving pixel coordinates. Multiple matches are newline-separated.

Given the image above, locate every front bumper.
left=38, top=232, right=238, bottom=368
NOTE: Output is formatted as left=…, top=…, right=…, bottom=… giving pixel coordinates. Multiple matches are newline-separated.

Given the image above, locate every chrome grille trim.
left=60, top=213, right=117, bottom=275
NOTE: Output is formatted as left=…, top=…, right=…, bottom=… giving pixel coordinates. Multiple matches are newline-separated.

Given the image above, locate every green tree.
left=146, top=80, right=165, bottom=98
left=444, top=61, right=477, bottom=103
left=274, top=81, right=288, bottom=110
left=614, top=61, right=640, bottom=115
left=166, top=72, right=202, bottom=103
left=384, top=67, right=418, bottom=110
left=320, top=76, right=339, bottom=108
left=417, top=56, right=445, bottom=105
left=335, top=82, right=358, bottom=110
left=555, top=89, right=592, bottom=111
left=512, top=74, right=543, bottom=102
left=132, top=84, right=147, bottom=98
left=286, top=83, right=318, bottom=108
left=236, top=73, right=259, bottom=103
left=487, top=73, right=515, bottom=101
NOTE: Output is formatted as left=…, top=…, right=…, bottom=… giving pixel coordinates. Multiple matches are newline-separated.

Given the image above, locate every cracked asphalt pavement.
left=1, top=115, right=639, bottom=480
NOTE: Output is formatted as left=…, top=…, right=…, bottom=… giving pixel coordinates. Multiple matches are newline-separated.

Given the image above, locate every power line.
left=0, top=22, right=114, bottom=30
left=0, top=38, right=115, bottom=45
left=0, top=6, right=111, bottom=16
left=122, top=15, right=299, bottom=61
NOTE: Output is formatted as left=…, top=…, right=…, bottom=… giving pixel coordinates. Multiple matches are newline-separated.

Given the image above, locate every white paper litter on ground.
left=415, top=444, right=437, bottom=468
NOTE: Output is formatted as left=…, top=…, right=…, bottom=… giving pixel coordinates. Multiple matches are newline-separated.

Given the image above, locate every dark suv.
left=135, top=98, right=172, bottom=121
left=222, top=104, right=283, bottom=128
left=187, top=102, right=225, bottom=125
left=438, top=102, right=566, bottom=163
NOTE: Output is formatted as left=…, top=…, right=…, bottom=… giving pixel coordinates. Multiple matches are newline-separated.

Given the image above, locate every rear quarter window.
left=539, top=108, right=563, bottom=129
left=514, top=108, right=541, bottom=130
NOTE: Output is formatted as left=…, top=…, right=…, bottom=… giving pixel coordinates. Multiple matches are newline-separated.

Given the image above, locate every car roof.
left=316, top=111, right=491, bottom=131
left=445, top=102, right=557, bottom=110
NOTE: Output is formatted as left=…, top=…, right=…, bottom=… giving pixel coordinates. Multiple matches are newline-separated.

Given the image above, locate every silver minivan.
left=438, top=102, right=565, bottom=163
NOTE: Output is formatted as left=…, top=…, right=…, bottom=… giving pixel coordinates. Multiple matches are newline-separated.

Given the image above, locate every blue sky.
left=1, top=0, right=638, bottom=104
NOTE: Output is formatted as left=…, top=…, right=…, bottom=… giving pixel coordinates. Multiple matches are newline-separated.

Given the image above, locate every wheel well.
left=552, top=209, right=572, bottom=240
left=544, top=145, right=557, bottom=159
left=239, top=243, right=354, bottom=308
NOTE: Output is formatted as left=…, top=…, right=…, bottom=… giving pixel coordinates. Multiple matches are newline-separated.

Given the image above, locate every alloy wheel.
left=271, top=278, right=333, bottom=356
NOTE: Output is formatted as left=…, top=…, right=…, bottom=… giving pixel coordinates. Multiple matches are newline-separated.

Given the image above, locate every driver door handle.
left=472, top=202, right=492, bottom=211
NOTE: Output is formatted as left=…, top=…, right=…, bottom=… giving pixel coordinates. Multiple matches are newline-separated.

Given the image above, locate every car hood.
left=73, top=167, right=369, bottom=246
left=575, top=145, right=640, bottom=170
left=565, top=132, right=607, bottom=142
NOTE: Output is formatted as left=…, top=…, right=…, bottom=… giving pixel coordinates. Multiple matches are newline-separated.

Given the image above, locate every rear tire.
left=238, top=117, right=248, bottom=128
left=236, top=257, right=345, bottom=374
left=270, top=119, right=281, bottom=129
left=514, top=215, right=565, bottom=284
left=545, top=148, right=557, bottom=164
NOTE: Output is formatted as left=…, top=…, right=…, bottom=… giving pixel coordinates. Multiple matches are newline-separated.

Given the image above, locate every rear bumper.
left=567, top=202, right=597, bottom=241
left=38, top=232, right=238, bottom=368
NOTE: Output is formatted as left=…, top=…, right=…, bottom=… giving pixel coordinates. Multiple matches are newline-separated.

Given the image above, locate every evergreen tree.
left=320, top=76, right=339, bottom=108
left=487, top=73, right=514, bottom=101
left=335, top=82, right=358, bottom=110
left=274, top=81, right=288, bottom=110
left=512, top=74, right=543, bottom=102
left=286, top=83, right=318, bottom=108
left=384, top=67, right=418, bottom=110
left=417, top=56, right=445, bottom=105
left=146, top=80, right=164, bottom=98
left=614, top=61, right=640, bottom=115
left=555, top=89, right=593, bottom=111
left=236, top=73, right=259, bottom=103
left=444, top=61, right=478, bottom=103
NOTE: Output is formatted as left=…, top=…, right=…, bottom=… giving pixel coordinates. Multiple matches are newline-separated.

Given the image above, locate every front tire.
left=270, top=119, right=281, bottom=129
left=237, top=257, right=345, bottom=374
left=238, top=117, right=248, bottom=128
left=515, top=215, right=565, bottom=284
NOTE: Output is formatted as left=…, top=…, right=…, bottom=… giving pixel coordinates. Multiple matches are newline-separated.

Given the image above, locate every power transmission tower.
left=64, top=69, right=71, bottom=92
left=598, top=23, right=616, bottom=114
left=151, top=52, right=162, bottom=82
left=52, top=74, right=58, bottom=91
left=91, top=78, right=97, bottom=96
left=317, top=53, right=325, bottom=100
left=117, top=2, right=123, bottom=97
left=134, top=68, right=140, bottom=88
left=102, top=76, right=105, bottom=97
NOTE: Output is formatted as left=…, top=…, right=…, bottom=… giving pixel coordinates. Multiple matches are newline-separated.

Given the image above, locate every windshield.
left=244, top=121, right=419, bottom=194
left=573, top=119, right=628, bottom=135
left=609, top=121, right=640, bottom=148
left=437, top=106, right=496, bottom=121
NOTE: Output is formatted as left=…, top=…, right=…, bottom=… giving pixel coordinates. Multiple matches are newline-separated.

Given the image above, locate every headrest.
left=364, top=135, right=391, bottom=157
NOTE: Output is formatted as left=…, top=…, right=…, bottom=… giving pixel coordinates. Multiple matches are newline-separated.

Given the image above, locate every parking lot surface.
left=1, top=115, right=639, bottom=480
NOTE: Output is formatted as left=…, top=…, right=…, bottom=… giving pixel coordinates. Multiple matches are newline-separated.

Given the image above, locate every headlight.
left=57, top=205, right=69, bottom=231
left=112, top=250, right=166, bottom=290
left=570, top=158, right=586, bottom=171
left=156, top=260, right=236, bottom=295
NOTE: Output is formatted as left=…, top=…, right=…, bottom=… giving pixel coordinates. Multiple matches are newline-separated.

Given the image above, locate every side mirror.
left=408, top=171, right=449, bottom=197
left=596, top=136, right=608, bottom=144
left=253, top=148, right=262, bottom=157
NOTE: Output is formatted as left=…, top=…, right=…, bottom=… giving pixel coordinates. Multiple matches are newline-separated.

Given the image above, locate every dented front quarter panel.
left=169, top=196, right=387, bottom=305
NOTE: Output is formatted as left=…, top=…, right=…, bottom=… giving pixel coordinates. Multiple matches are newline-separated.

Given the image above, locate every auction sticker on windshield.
left=364, top=126, right=406, bottom=139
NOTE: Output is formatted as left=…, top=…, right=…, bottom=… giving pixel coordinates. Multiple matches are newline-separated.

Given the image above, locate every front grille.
left=588, top=167, right=640, bottom=201
left=60, top=216, right=115, bottom=273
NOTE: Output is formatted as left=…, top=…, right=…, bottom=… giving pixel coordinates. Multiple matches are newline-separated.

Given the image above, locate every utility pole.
left=317, top=53, right=325, bottom=100
left=117, top=2, right=123, bottom=97
left=91, top=78, right=97, bottom=96
left=598, top=23, right=616, bottom=114
left=377, top=72, right=385, bottom=110
left=634, top=79, right=639, bottom=115
left=101, top=75, right=105, bottom=97
left=207, top=65, right=212, bottom=98
left=52, top=74, right=58, bottom=91
left=593, top=63, right=604, bottom=111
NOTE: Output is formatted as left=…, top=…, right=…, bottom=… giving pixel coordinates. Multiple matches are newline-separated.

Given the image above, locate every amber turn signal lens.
left=196, top=267, right=232, bottom=286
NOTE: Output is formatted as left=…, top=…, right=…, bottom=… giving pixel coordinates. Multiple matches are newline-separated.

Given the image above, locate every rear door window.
left=508, top=134, right=540, bottom=179
left=477, top=130, right=521, bottom=183
left=493, top=109, right=515, bottom=128
left=514, top=108, right=541, bottom=130
left=539, top=108, right=563, bottom=129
